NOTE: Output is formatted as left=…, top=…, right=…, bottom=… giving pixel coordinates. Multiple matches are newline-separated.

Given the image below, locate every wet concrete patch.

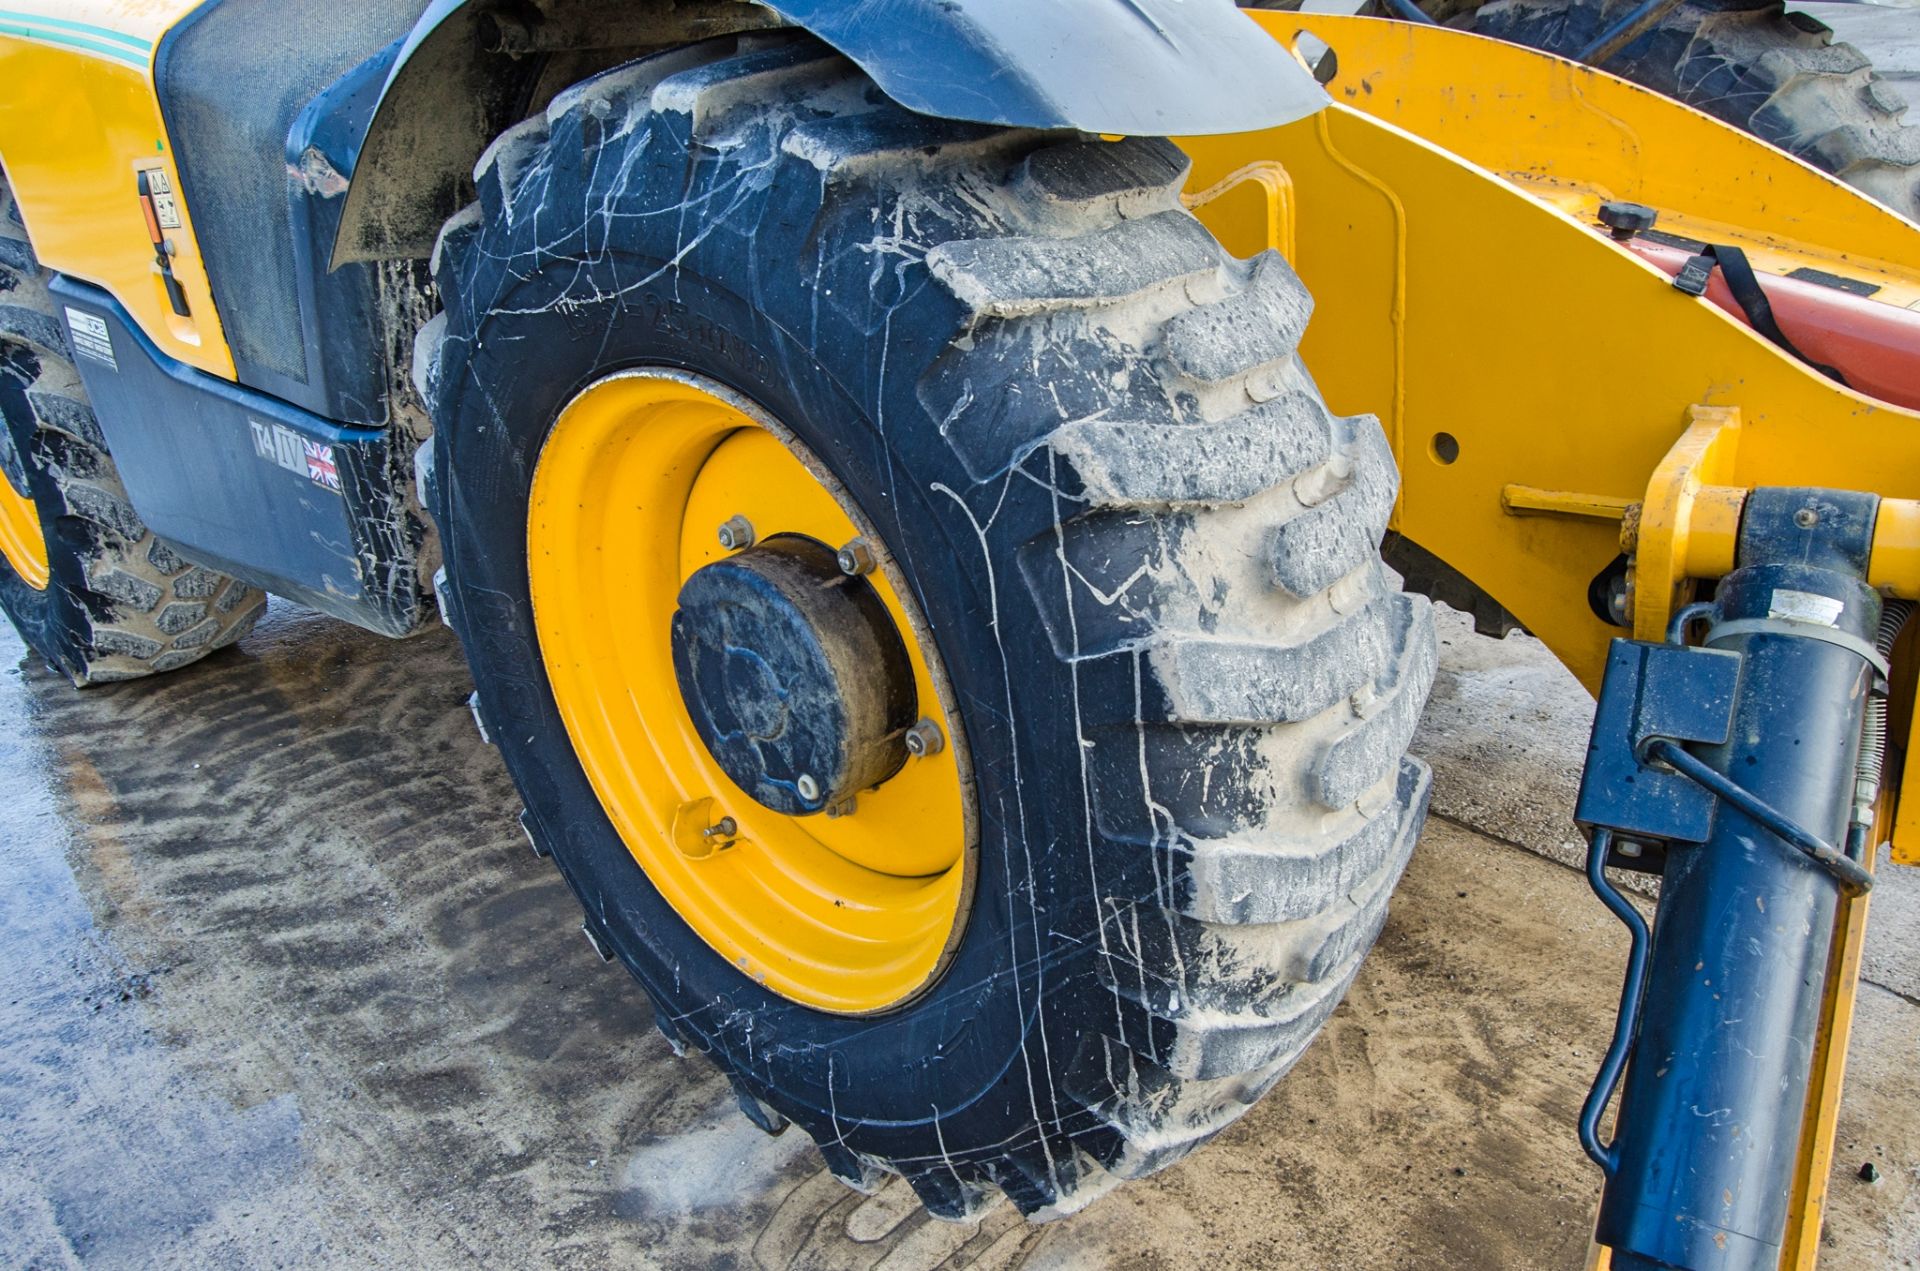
left=0, top=636, right=322, bottom=1268
left=615, top=1102, right=815, bottom=1221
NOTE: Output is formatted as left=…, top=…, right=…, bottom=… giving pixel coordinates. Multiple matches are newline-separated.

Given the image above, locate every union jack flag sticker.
left=304, top=440, right=341, bottom=492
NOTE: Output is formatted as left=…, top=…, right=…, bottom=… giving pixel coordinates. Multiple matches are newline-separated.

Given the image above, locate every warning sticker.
left=143, top=167, right=183, bottom=230
left=1768, top=589, right=1845, bottom=628
left=250, top=419, right=341, bottom=493
left=64, top=308, right=116, bottom=370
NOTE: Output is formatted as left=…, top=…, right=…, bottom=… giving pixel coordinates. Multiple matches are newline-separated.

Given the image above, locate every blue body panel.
left=49, top=278, right=427, bottom=638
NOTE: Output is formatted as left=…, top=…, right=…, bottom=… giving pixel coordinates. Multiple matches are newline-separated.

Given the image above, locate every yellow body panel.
left=0, top=0, right=231, bottom=375
left=1283, top=13, right=1920, bottom=297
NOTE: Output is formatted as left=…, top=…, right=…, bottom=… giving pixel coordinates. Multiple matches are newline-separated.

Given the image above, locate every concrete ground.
left=0, top=601, right=1915, bottom=1270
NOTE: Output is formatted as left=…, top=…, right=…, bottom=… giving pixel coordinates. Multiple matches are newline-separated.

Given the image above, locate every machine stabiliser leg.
left=1576, top=489, right=1889, bottom=1270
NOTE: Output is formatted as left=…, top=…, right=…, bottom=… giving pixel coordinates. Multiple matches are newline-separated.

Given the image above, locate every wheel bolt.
left=717, top=515, right=755, bottom=551
left=796, top=773, right=821, bottom=802
left=904, top=718, right=945, bottom=758
left=836, top=537, right=876, bottom=576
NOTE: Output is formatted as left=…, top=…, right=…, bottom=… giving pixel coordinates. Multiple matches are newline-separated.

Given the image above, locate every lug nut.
left=796, top=773, right=821, bottom=802
left=836, top=537, right=876, bottom=576
left=904, top=718, right=946, bottom=758
left=717, top=515, right=755, bottom=551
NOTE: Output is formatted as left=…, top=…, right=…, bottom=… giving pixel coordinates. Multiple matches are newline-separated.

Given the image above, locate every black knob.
left=1598, top=201, right=1659, bottom=241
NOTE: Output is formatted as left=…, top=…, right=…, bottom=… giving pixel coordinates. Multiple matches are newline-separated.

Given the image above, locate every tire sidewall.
left=434, top=245, right=1108, bottom=1159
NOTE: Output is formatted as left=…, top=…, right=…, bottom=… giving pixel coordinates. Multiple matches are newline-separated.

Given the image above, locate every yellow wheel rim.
left=0, top=468, right=47, bottom=590
left=528, top=370, right=973, bottom=1014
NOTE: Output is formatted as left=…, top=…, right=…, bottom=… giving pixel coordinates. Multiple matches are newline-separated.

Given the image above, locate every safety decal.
left=141, top=168, right=182, bottom=230
left=63, top=308, right=116, bottom=370
left=250, top=418, right=341, bottom=493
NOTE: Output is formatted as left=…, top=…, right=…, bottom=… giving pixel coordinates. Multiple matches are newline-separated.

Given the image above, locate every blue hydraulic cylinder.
left=1598, top=489, right=1882, bottom=1270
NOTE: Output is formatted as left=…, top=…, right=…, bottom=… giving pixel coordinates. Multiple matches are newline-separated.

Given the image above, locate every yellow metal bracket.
left=1183, top=160, right=1297, bottom=263
left=1626, top=405, right=1744, bottom=644
left=1500, top=486, right=1635, bottom=522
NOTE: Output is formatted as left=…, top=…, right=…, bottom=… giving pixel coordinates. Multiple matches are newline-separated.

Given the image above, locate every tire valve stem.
left=702, top=816, right=738, bottom=842
left=904, top=717, right=945, bottom=758
left=836, top=537, right=876, bottom=576
left=717, top=515, right=755, bottom=551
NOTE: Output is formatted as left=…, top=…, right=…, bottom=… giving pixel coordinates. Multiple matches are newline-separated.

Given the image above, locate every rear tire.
left=420, top=32, right=1435, bottom=1217
left=0, top=172, right=263, bottom=684
left=1463, top=0, right=1920, bottom=219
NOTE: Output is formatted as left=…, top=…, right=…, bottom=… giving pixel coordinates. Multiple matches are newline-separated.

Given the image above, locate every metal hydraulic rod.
left=1594, top=489, right=1883, bottom=1270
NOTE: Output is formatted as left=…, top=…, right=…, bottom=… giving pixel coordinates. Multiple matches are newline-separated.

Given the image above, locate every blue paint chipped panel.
left=48, top=276, right=427, bottom=637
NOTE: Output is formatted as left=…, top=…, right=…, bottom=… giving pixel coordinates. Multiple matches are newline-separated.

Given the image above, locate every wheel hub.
left=525, top=368, right=973, bottom=1013
left=671, top=534, right=916, bottom=815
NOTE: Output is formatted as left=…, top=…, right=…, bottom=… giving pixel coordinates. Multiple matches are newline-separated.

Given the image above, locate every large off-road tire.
left=1460, top=0, right=1920, bottom=220
left=0, top=173, right=263, bottom=684
left=420, top=32, right=1435, bottom=1217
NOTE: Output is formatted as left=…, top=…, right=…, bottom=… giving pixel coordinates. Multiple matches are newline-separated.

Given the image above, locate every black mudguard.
left=432, top=0, right=1322, bottom=132
left=332, top=0, right=1326, bottom=264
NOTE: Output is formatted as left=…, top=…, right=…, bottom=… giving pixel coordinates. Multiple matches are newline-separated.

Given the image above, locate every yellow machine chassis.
left=1178, top=16, right=1920, bottom=1268
left=527, top=370, right=973, bottom=1015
